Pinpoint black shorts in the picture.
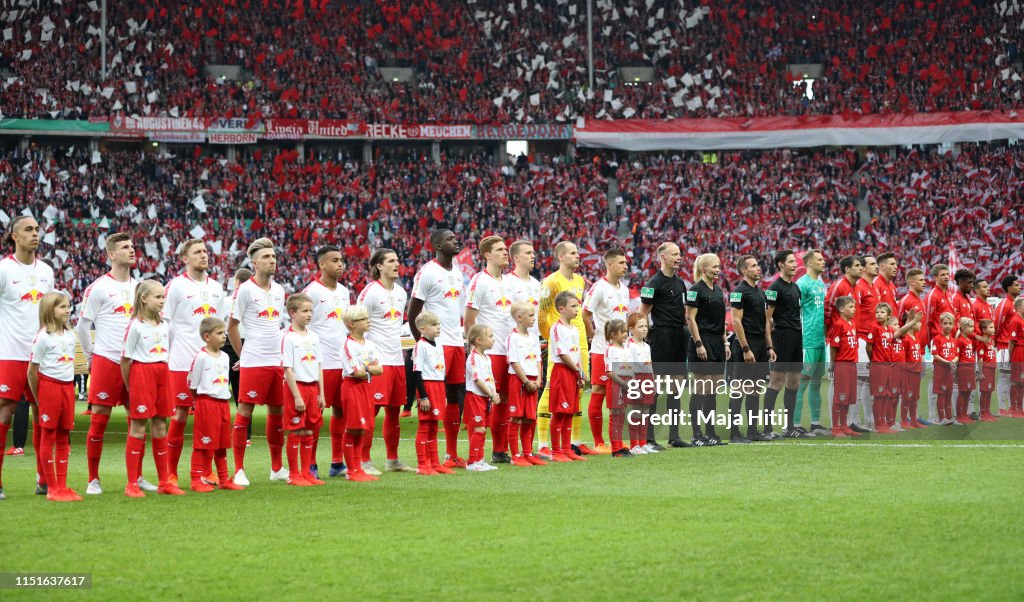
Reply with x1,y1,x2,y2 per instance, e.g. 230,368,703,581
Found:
649,325,689,365
729,336,770,381
771,329,803,372
688,336,726,375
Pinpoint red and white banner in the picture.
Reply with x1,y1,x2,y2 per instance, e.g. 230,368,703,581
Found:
110,115,206,132
208,132,258,144
305,119,364,138
366,123,472,140
576,111,1024,150
263,119,307,140
148,131,206,143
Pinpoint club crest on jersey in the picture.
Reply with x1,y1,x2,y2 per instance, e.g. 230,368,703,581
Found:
257,307,281,320
839,393,847,401
19,289,43,303
201,436,212,444
192,303,218,316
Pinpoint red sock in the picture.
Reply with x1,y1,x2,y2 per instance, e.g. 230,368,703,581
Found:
550,413,561,454
126,435,145,485
300,434,315,477
55,430,70,490
329,416,345,463
444,402,461,458
151,436,170,484
469,428,485,464
286,432,301,475
427,421,439,467
588,391,605,446
840,404,850,426
1012,385,1023,410
980,391,992,415
872,398,883,427
214,450,229,483
362,411,375,465
0,422,9,487
40,427,56,489
415,421,430,468
86,413,109,482
383,405,400,461
490,401,508,454
832,403,842,429
609,411,623,452
232,413,250,472
190,447,207,481
266,414,284,472
342,431,359,473
522,419,535,455
508,421,521,456
166,417,187,477
562,414,574,454
33,420,45,485
310,426,320,468
901,397,910,422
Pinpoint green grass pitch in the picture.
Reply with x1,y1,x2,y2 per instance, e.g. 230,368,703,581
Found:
2,394,1022,601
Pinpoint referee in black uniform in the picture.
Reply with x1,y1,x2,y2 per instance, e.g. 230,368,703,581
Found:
685,253,730,446
638,242,690,448
765,249,808,439
729,255,770,443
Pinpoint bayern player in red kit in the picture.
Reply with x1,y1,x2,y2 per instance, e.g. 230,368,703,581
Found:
850,255,879,432
356,248,415,474
408,230,466,468
77,232,144,495
301,245,351,478
0,215,54,499
163,239,225,485
923,264,954,424
993,275,1021,416
228,238,288,486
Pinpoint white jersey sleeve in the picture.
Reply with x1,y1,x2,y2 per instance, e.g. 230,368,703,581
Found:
302,279,351,370
0,257,55,361
412,339,446,381
188,348,232,399
465,271,513,355
30,329,76,382
231,279,286,368
281,329,321,383
356,281,407,366
412,261,465,347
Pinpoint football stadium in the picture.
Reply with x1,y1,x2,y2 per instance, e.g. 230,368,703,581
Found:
1,0,1023,599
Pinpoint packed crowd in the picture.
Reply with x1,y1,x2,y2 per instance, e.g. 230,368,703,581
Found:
3,141,1023,300
2,0,1021,122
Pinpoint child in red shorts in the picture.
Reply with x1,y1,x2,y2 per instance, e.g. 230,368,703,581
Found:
1007,298,1024,416
27,292,80,502
932,312,959,424
121,280,182,497
549,291,586,462
975,319,998,421
281,294,326,486
188,317,244,492
339,305,384,482
955,317,978,424
411,311,451,475
465,324,499,471
604,319,632,457
627,313,655,453
866,303,919,434
829,296,860,437
506,302,544,466
900,322,925,429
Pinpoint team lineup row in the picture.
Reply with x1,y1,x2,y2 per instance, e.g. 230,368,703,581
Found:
1,216,1023,500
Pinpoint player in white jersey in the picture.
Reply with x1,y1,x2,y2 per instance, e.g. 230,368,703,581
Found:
163,239,225,484
508,240,543,337
408,229,466,466
356,248,414,474
0,215,55,499
76,232,141,495
227,238,288,486
581,249,630,453
464,235,516,464
302,245,351,478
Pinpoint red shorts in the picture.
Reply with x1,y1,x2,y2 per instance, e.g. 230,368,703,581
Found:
869,362,892,398
0,359,33,403
632,373,655,405
903,370,922,402
36,374,74,431
979,366,997,392
418,380,447,421
590,352,609,387
168,370,193,408
284,381,323,431
890,367,905,397
323,369,343,410
833,362,857,406
88,355,127,407
342,377,374,430
508,377,540,419
443,345,466,385
238,366,284,406
933,363,954,393
606,378,628,409
193,395,232,449
549,363,580,415
956,364,976,392
464,391,490,429
371,365,406,406
128,361,171,420
489,354,509,395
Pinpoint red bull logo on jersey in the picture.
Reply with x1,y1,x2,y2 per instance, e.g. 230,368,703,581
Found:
112,303,133,315
257,307,281,320
524,353,538,361
56,354,73,364
495,296,511,308
148,344,167,354
326,308,344,320
192,303,218,316
382,308,402,321
612,304,628,314
434,362,445,371
300,353,317,363
442,288,461,300
528,297,539,306
20,289,43,304
212,376,229,385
